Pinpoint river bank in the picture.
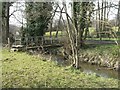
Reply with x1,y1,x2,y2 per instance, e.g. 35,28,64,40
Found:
57,44,119,71
25,44,119,79
78,44,119,71
2,49,119,88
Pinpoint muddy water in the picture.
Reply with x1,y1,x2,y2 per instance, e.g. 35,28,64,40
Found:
31,47,118,79
41,54,118,79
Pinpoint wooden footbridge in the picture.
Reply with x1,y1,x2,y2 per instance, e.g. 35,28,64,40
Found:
11,36,64,51
11,34,119,51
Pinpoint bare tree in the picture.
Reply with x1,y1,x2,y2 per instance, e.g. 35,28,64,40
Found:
98,0,101,40
0,2,2,46
2,2,23,44
104,1,107,31
6,2,10,41
118,1,120,32
61,2,80,69
96,7,99,38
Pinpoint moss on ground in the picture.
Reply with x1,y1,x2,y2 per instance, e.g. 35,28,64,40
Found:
2,49,119,88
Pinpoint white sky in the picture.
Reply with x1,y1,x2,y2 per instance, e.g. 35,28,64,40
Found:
9,1,72,27
9,1,26,27
9,1,118,27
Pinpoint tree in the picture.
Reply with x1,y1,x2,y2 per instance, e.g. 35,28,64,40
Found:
24,2,53,37
2,2,8,44
0,2,2,46
2,2,15,44
6,2,10,42
73,2,94,47
96,5,99,38
98,0,101,39
61,1,94,69
118,1,120,32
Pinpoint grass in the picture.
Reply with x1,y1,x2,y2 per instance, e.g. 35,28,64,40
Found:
44,27,119,40
2,49,119,88
45,31,64,37
81,44,119,57
86,37,119,41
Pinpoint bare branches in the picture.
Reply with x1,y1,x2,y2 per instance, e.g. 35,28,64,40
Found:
11,14,24,25
93,3,118,12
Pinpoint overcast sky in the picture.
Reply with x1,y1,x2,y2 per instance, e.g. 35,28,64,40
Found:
9,1,118,27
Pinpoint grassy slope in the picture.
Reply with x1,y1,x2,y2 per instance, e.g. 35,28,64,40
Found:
80,45,119,68
2,49,119,88
82,44,119,56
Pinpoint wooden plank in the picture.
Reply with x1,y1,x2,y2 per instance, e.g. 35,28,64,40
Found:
26,44,63,49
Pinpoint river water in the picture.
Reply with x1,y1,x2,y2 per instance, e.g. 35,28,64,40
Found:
29,47,118,79
41,54,118,79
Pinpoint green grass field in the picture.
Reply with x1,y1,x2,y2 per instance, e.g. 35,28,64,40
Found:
45,27,119,40
45,31,64,37
2,49,119,88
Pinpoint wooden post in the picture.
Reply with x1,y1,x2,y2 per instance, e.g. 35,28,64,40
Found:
50,37,52,44
15,37,16,45
25,37,27,50
8,38,10,51
42,36,44,45
19,37,20,45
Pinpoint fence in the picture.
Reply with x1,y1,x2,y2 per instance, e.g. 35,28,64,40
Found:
13,35,65,47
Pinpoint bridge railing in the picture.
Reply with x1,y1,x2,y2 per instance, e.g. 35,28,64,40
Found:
13,35,66,47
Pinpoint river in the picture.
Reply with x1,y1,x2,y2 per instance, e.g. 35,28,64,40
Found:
28,47,118,79
39,54,118,79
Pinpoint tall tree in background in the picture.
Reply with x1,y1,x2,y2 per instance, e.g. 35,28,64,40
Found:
118,1,120,32
103,1,107,31
2,2,7,43
2,2,14,44
73,2,94,47
0,2,2,44
2,2,9,44
100,0,104,39
84,2,94,40
6,2,10,42
96,5,99,38
24,2,53,37
63,1,94,68
98,0,101,39
79,2,89,46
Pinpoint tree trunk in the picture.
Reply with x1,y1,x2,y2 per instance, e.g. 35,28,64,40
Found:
100,0,104,40
79,2,87,47
6,2,10,43
2,2,10,44
0,2,2,47
84,3,92,40
2,2,7,44
73,2,78,31
98,1,101,40
118,1,120,32
96,9,99,38
107,2,110,20
104,1,106,31
64,2,80,69
49,21,52,44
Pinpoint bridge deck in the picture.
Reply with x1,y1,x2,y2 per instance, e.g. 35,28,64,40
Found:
26,44,63,50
